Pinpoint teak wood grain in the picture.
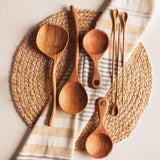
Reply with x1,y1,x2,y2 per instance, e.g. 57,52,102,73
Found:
85,97,113,158
112,9,118,104
83,29,109,89
122,12,128,105
58,5,88,114
36,24,69,126
112,23,121,116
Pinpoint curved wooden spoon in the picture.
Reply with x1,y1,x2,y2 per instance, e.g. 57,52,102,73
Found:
36,24,69,126
59,5,88,114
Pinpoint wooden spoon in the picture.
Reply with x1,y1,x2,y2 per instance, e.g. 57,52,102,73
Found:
112,23,121,116
83,29,109,89
122,12,128,105
85,97,113,158
112,8,118,106
59,5,88,114
36,24,69,126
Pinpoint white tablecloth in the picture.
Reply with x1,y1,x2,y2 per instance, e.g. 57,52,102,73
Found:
0,0,160,160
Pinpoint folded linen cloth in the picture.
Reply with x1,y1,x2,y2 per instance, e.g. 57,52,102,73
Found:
16,0,159,160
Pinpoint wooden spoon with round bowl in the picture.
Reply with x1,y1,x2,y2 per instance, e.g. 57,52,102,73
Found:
85,97,113,158
36,24,69,126
58,5,88,114
83,29,109,89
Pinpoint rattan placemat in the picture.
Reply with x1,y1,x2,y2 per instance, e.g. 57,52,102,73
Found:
10,10,152,151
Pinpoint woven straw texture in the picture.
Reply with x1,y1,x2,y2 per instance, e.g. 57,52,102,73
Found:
10,10,152,150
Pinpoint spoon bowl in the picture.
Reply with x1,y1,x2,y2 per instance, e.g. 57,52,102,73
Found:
112,103,118,116
83,29,109,89
113,8,118,20
36,24,69,126
59,81,88,114
36,24,68,57
86,132,112,159
83,29,109,54
85,97,113,158
122,12,128,25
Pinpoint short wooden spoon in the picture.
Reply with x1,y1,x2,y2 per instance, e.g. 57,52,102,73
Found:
85,97,113,159
36,24,69,126
83,29,109,89
59,5,88,114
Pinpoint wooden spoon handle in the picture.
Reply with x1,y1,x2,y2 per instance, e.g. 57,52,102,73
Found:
112,16,117,104
92,60,102,89
97,97,108,127
70,5,79,76
122,25,126,105
49,61,57,126
115,23,121,104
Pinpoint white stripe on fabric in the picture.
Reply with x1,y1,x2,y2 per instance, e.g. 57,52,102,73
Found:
17,153,70,160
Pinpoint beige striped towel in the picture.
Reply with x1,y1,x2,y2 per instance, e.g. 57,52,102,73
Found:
17,0,159,160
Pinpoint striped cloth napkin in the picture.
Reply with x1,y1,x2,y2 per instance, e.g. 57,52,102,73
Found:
17,0,159,160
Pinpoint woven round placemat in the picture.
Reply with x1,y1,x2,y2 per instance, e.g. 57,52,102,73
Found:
10,9,152,151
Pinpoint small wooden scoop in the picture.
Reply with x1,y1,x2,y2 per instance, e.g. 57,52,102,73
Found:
83,29,109,89
59,5,88,114
85,97,113,158
36,24,69,126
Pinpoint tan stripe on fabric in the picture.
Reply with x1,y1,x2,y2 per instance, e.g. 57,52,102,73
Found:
41,106,75,119
109,40,135,53
96,19,145,35
20,144,72,158
31,126,79,139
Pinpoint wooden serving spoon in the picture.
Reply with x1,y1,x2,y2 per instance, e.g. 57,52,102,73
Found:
36,24,69,126
83,29,109,89
85,97,113,158
122,12,128,105
112,23,121,116
59,5,88,114
112,8,118,106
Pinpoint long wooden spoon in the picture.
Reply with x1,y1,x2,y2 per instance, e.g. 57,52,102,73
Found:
85,97,113,158
112,23,121,116
59,5,88,114
36,24,69,126
112,8,118,106
83,29,109,89
122,12,128,105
